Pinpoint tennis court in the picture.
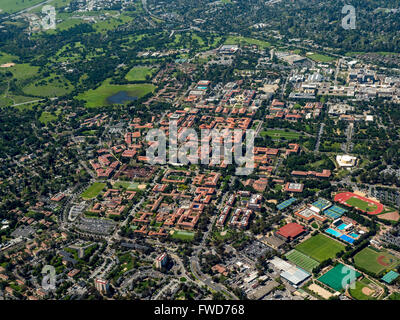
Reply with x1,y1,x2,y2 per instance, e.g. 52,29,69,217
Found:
277,198,297,210
285,249,319,272
323,205,347,219
318,264,361,291
311,198,331,211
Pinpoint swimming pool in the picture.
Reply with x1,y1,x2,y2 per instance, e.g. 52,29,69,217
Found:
340,234,355,244
325,228,342,237
337,223,348,231
349,232,359,239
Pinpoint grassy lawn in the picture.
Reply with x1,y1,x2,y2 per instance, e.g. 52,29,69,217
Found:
307,53,336,63
39,110,61,124
260,129,300,140
113,181,143,191
296,234,345,262
23,75,73,97
346,197,377,212
77,80,156,108
354,247,400,276
125,66,157,81
0,0,45,13
171,230,195,241
389,292,400,300
81,182,106,199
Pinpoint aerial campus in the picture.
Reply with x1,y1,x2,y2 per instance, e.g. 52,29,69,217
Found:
0,0,400,303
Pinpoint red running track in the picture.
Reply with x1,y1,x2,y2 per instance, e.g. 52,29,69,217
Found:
334,192,384,215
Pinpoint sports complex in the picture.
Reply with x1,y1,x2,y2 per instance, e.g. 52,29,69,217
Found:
334,192,384,215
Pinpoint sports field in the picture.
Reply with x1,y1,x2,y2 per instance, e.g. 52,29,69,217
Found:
349,278,380,300
354,246,400,275
318,264,361,291
307,53,336,63
285,249,319,272
346,197,377,212
295,234,345,262
171,230,195,241
334,192,383,215
81,182,106,199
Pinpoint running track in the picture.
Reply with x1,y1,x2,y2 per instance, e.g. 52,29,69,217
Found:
334,192,384,215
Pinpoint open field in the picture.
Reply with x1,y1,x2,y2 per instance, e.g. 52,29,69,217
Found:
81,182,106,199
0,0,45,14
125,66,157,81
171,230,195,241
354,246,400,275
77,80,156,108
285,249,319,272
23,75,73,97
39,110,61,124
224,36,270,49
260,129,300,140
295,234,345,262
307,53,336,62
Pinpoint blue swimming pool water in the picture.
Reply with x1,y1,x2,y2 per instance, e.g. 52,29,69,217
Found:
349,232,359,238
325,228,342,237
340,234,355,244
337,223,348,231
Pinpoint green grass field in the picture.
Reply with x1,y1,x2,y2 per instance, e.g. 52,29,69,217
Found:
0,0,45,14
349,278,379,300
125,66,156,81
39,110,61,124
77,80,156,108
296,234,345,262
260,130,300,140
171,230,195,241
307,53,336,63
354,247,400,275
345,197,377,212
112,181,144,191
81,182,106,199
285,249,320,272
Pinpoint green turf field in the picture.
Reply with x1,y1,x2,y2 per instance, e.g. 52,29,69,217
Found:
345,197,377,212
81,182,106,199
295,234,345,262
285,249,319,272
318,264,361,291
125,66,156,81
171,230,195,241
354,246,400,275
